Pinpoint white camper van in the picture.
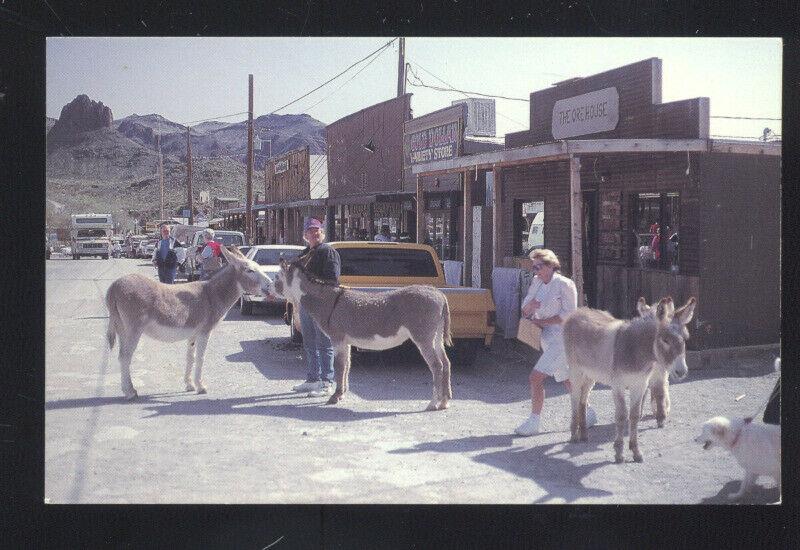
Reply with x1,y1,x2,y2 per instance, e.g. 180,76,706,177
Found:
70,214,113,259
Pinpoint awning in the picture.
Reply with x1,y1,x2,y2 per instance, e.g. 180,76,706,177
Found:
326,191,415,206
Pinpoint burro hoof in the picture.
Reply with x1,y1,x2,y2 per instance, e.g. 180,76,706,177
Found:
185,384,195,392
425,401,438,411
124,391,138,401
570,434,582,443
196,387,207,395
327,394,341,405
437,401,450,411
656,420,665,428
615,455,624,464
633,453,644,463
579,434,588,443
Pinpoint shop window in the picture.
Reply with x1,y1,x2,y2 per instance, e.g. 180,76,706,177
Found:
514,200,545,256
630,192,680,272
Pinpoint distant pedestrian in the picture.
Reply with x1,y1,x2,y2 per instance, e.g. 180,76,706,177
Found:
198,228,223,280
374,224,393,242
515,248,596,435
151,224,180,284
292,217,341,398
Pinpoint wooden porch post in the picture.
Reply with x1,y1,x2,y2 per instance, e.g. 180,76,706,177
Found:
463,169,473,285
416,174,425,244
569,154,585,307
492,166,502,267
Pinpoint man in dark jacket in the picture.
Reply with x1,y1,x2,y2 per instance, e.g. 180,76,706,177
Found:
291,217,341,397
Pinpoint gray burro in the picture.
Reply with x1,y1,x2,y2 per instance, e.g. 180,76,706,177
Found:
271,259,453,411
563,296,696,464
102,246,273,399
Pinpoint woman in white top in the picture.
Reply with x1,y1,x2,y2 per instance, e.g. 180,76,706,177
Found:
515,248,596,436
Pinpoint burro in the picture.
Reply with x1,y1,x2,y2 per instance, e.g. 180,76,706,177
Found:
562,296,696,463
101,246,273,399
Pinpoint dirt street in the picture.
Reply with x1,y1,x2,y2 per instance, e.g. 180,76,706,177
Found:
45,255,780,504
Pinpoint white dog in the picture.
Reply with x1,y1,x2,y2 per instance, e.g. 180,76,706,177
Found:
695,416,781,500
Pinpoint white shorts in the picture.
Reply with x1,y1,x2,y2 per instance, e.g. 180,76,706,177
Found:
532,328,569,383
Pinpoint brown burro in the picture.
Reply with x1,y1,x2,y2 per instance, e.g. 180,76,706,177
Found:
563,296,696,463
271,259,453,410
102,245,272,399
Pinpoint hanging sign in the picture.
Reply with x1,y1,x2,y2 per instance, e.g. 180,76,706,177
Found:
407,121,461,165
274,159,289,174
551,87,620,139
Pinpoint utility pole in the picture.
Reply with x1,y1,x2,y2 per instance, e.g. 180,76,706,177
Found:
246,74,254,243
397,37,406,97
187,127,193,225
157,133,164,221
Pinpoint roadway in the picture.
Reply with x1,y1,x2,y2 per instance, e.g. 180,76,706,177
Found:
45,254,780,504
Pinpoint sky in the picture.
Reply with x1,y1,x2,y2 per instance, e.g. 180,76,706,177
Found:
46,37,782,140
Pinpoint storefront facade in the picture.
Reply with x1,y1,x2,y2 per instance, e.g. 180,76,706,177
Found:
413,58,780,349
325,94,415,241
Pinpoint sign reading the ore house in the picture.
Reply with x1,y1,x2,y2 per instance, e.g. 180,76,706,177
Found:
407,121,461,165
274,159,289,174
551,87,620,139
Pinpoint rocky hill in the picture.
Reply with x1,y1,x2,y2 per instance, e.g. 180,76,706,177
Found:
46,95,326,232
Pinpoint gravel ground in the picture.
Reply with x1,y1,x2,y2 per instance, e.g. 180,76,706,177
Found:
44,256,781,504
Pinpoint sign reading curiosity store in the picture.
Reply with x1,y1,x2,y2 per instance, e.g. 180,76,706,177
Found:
407,121,461,165
551,87,620,139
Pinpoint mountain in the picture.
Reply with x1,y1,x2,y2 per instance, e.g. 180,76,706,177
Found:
46,95,327,232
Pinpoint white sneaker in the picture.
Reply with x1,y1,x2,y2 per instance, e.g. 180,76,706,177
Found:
586,405,598,427
292,380,322,393
515,413,541,436
307,382,333,397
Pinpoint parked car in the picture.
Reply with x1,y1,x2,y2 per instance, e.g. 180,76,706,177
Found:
285,242,496,365
184,230,247,281
238,245,305,314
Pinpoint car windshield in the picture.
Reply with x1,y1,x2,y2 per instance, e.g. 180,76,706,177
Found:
252,248,303,265
337,248,439,277
215,234,244,246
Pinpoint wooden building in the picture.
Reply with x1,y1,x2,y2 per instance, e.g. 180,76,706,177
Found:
404,103,504,284
257,145,327,245
412,58,780,349
325,95,416,241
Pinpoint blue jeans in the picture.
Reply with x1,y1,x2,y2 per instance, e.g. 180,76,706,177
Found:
158,265,177,284
299,306,334,383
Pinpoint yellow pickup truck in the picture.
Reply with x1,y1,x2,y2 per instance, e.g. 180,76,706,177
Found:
287,241,496,365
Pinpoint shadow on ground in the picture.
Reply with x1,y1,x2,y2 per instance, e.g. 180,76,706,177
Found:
388,428,623,503
700,479,781,504
138,394,426,422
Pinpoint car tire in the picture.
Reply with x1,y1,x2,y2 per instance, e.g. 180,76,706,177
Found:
73,254,79,260
239,297,253,315
102,254,109,260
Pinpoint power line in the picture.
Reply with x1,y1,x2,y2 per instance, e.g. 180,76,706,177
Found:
269,38,398,115
300,39,394,114
181,111,250,127
407,66,529,102
408,62,527,130
711,115,781,121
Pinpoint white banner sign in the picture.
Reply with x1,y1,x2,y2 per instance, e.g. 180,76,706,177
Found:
274,159,289,174
551,87,619,139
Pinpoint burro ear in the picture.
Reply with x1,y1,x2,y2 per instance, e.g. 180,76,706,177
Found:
674,297,697,326
636,297,651,317
656,296,674,324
